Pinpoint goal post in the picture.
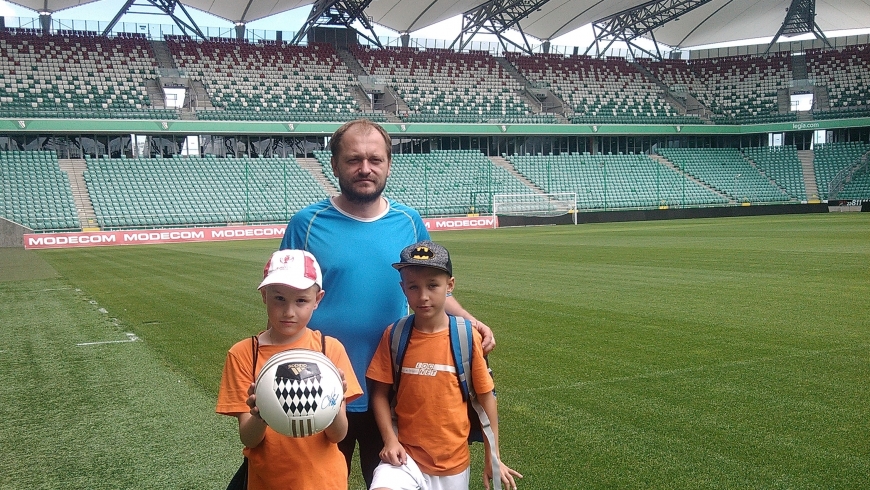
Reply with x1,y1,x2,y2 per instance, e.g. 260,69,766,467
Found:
491,192,578,226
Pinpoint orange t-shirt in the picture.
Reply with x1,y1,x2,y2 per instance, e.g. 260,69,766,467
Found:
366,324,495,476
216,328,362,490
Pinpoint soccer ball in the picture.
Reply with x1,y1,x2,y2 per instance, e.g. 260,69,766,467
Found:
255,348,343,437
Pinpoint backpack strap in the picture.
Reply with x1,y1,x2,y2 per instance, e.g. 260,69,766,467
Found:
388,314,415,394
388,315,414,436
452,316,502,490
390,315,502,490
450,315,472,402
251,335,259,380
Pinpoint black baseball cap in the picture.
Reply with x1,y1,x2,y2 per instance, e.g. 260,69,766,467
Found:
392,240,453,276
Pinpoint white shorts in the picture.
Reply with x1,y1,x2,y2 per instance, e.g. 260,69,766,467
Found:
370,455,470,490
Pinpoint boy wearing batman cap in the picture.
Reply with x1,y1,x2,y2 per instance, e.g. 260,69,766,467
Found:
366,241,522,490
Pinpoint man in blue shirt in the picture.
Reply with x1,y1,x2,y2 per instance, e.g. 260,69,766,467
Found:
281,119,494,487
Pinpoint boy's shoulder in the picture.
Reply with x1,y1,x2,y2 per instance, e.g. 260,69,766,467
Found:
228,334,257,355
321,332,348,354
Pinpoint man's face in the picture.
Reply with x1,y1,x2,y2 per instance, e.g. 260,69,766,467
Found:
331,127,391,204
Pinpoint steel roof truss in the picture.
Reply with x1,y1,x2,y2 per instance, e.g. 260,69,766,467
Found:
450,0,549,55
290,0,382,47
586,0,713,60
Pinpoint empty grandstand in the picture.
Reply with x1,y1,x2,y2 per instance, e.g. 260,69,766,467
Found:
2,2,870,234
1,150,79,230
510,53,701,125
167,38,384,122
353,46,553,124
83,154,329,228
508,151,729,210
0,30,176,120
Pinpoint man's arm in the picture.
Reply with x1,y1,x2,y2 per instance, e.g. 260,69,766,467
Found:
445,295,495,354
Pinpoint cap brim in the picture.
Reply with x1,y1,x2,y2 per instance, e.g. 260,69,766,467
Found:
258,275,319,290
392,262,452,275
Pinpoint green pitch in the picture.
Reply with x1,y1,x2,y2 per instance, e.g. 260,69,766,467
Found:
1,213,868,489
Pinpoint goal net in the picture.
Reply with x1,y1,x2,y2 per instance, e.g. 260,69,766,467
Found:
492,192,578,223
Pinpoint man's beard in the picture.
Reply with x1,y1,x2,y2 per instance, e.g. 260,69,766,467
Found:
338,178,386,204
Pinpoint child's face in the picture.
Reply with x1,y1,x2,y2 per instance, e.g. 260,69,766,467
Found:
261,283,324,344
399,266,455,322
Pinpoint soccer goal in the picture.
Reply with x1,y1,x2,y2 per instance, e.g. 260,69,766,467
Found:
492,192,578,225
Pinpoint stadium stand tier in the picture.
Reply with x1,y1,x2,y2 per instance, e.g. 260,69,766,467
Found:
1,150,79,230
806,45,870,118
507,152,728,209
638,53,795,125
508,53,701,125
658,148,794,203
166,38,385,122
0,30,176,120
811,141,870,199
352,46,555,124
83,154,329,228
315,148,535,215
0,29,869,125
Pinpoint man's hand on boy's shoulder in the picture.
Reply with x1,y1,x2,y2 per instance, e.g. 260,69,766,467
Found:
473,320,496,354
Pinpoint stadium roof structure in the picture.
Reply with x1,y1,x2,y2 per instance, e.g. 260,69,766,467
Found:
9,0,870,57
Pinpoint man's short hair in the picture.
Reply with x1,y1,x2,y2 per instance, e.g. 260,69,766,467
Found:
329,119,392,161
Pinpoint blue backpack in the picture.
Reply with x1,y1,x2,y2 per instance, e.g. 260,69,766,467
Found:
388,314,502,490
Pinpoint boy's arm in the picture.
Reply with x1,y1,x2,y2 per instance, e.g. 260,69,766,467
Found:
477,390,523,490
370,380,407,466
323,400,348,443
445,296,496,354
238,382,267,448
323,367,350,443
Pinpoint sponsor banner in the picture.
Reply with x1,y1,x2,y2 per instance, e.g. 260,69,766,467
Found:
24,218,495,250
24,225,288,250
423,216,498,230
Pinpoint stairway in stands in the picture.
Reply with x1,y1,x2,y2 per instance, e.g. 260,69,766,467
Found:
798,150,820,202
488,155,545,194
495,57,569,123
297,157,339,196
58,158,99,230
335,47,401,121
648,153,733,203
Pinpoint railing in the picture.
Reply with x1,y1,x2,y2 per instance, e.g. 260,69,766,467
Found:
828,153,869,200
1,15,665,59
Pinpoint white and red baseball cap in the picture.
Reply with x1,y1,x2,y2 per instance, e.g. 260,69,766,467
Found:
258,250,323,290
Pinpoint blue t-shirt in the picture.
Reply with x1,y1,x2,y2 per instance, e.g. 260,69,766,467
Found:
281,197,430,411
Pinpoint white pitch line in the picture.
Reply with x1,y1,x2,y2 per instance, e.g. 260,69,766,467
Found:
515,345,866,394
76,333,140,346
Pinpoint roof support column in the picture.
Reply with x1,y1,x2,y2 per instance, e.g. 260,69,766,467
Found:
101,0,207,39
39,11,51,33
585,0,713,60
449,0,550,55
290,0,382,47
766,0,832,52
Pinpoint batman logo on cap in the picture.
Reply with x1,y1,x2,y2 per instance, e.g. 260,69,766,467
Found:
411,247,434,261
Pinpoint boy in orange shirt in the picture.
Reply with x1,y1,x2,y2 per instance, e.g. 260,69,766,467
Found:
216,249,363,490
367,241,521,490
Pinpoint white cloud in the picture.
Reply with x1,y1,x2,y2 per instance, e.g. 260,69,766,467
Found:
0,1,17,17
